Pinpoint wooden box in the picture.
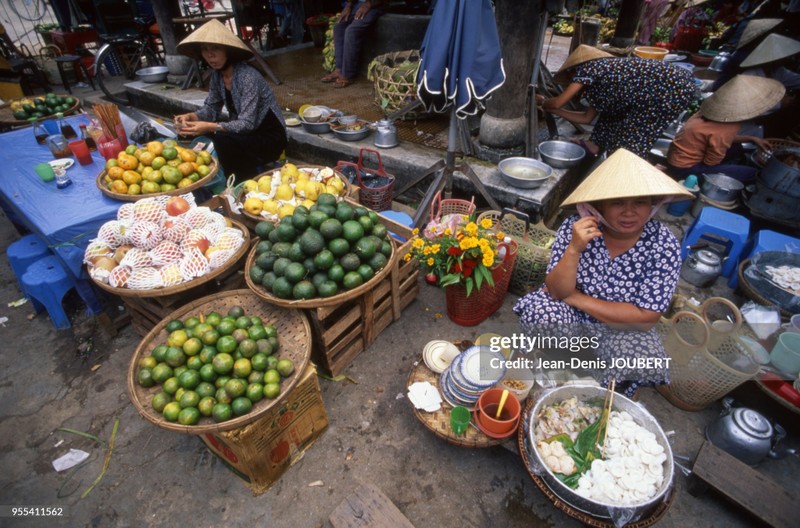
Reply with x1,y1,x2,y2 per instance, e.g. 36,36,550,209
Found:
201,364,328,495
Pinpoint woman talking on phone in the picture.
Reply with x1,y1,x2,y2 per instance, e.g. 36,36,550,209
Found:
174,19,287,184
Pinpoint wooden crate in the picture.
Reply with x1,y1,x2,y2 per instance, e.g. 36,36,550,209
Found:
310,207,419,376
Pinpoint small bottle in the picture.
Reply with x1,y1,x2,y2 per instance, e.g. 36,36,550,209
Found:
57,112,77,139
54,167,72,189
80,124,97,151
33,119,49,145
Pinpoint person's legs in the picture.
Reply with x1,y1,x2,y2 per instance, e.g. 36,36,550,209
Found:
339,8,382,81
332,17,352,75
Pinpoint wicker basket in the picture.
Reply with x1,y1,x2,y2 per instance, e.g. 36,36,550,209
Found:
430,193,475,223
752,139,800,167
336,149,395,212
367,50,426,120
127,290,312,435
477,209,555,296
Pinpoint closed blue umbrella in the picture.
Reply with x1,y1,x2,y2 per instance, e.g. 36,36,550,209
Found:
416,0,506,119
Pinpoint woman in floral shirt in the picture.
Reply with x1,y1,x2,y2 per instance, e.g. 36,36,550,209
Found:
176,20,286,183
541,45,697,158
514,150,693,396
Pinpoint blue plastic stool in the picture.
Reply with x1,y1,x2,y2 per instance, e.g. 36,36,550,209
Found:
379,210,413,242
728,230,800,289
20,256,75,330
681,207,750,279
7,234,51,297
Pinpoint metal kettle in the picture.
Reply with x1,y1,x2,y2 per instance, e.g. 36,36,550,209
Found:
706,398,797,466
373,119,398,149
709,51,731,72
680,247,724,287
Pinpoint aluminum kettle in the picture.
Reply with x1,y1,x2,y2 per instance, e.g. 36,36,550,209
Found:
680,247,724,287
373,119,398,149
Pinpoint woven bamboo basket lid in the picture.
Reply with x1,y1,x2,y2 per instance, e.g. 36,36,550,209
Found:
406,360,501,449
90,218,250,298
0,95,80,126
96,157,219,202
244,235,396,309
127,289,312,434
516,398,674,527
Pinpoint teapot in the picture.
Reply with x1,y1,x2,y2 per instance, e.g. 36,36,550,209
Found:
680,247,724,287
373,119,398,149
705,398,797,466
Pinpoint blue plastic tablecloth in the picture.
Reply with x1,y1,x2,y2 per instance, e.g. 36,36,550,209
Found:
0,114,120,279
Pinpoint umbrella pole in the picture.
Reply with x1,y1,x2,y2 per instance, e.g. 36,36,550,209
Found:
526,9,550,158
444,109,458,199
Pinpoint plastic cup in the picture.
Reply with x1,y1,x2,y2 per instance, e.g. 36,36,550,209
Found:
770,332,800,375
450,406,470,436
34,162,55,182
98,136,123,161
69,140,93,165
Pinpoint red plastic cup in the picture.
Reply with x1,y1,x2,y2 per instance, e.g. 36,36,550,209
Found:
69,140,93,165
98,135,123,161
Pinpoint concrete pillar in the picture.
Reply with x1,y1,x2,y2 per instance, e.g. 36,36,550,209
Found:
479,0,542,149
150,0,181,55
610,0,647,48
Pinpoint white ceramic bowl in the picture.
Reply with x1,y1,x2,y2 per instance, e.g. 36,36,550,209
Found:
302,106,323,123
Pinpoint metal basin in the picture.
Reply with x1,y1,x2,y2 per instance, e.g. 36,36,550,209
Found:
498,157,553,188
331,121,370,142
300,119,332,134
136,66,169,83
527,384,674,520
538,141,586,169
701,173,744,202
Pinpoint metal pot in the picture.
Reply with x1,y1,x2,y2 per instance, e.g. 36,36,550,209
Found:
708,51,731,72
706,398,797,466
760,147,800,198
373,119,398,148
701,173,743,202
681,247,723,287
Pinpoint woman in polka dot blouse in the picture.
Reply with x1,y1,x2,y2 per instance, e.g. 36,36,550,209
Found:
514,150,694,397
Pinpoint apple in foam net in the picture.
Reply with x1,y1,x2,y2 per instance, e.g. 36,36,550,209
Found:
165,196,191,216
113,244,133,264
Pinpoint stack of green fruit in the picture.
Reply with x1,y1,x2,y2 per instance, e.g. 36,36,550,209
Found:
321,15,337,73
249,194,393,301
135,305,294,426
10,93,76,121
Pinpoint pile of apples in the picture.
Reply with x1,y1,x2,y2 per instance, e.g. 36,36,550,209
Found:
84,195,245,290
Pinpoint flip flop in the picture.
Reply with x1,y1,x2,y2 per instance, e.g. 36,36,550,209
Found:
333,78,353,88
321,72,340,83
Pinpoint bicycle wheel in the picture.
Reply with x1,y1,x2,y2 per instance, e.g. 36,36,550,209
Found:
95,40,162,105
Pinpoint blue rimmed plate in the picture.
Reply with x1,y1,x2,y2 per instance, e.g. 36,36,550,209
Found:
459,345,506,389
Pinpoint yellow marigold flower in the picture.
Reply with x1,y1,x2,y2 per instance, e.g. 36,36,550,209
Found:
478,238,490,248
431,244,441,254
483,247,494,258
496,232,505,240
465,222,478,236
412,238,424,249
412,228,419,235
427,257,434,266
444,228,452,236
404,253,412,261
423,246,431,255
480,218,493,229
483,255,494,267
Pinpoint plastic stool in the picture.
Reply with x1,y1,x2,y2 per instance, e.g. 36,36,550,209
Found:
681,207,750,279
7,234,51,296
379,210,413,242
728,230,800,289
54,55,95,94
20,256,75,330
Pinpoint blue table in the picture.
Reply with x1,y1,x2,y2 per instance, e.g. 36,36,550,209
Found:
0,114,121,315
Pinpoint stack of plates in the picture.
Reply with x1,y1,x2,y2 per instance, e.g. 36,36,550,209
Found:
423,340,460,374
439,345,506,409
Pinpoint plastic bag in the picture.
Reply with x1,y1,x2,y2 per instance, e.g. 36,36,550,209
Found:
130,122,159,144
740,301,781,340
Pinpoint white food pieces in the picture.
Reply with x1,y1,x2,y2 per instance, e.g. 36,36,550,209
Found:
538,440,577,476
575,411,666,506
765,265,800,294
535,397,602,443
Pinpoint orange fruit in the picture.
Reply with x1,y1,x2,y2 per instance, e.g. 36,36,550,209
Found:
117,153,138,170
110,180,128,194
147,141,164,156
179,149,197,163
178,161,194,177
108,166,125,180
139,151,155,166
122,170,142,185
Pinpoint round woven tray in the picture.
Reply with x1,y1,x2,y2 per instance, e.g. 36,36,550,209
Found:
244,236,395,308
406,360,501,448
0,95,80,126
737,259,795,319
236,165,356,225
90,218,250,298
516,398,674,527
96,158,219,202
127,289,312,435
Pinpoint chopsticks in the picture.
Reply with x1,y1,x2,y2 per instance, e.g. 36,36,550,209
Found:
596,379,616,458
92,103,121,139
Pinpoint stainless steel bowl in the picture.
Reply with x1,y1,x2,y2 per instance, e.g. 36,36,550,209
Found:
538,141,586,168
497,157,553,189
300,119,332,134
337,115,358,125
701,173,744,202
331,121,370,142
136,66,169,83
527,384,674,520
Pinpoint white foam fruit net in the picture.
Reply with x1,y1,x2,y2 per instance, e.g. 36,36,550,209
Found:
208,249,235,270
97,220,125,247
128,221,163,250
159,262,183,287
180,248,210,280
150,240,184,266
181,229,211,253
108,265,132,288
119,247,154,269
161,216,190,243
117,203,135,221
133,199,166,223
127,266,164,290
183,207,214,229
88,265,112,284
216,229,244,252
83,240,114,264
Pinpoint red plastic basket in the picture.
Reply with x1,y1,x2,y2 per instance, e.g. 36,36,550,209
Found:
336,148,395,212
445,241,518,326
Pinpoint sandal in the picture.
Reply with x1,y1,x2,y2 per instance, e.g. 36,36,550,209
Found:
333,78,353,88
321,71,340,83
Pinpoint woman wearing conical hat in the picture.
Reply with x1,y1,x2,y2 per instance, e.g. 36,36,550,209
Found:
174,20,287,184
667,75,785,183
539,45,697,159
514,150,693,397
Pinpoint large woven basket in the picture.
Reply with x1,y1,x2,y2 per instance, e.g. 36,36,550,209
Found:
127,289,312,435
367,50,426,120
477,209,555,296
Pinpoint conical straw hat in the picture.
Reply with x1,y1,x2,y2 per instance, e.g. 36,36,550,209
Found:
177,19,252,62
740,33,800,68
700,75,785,122
736,18,781,49
561,149,693,206
554,45,613,84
